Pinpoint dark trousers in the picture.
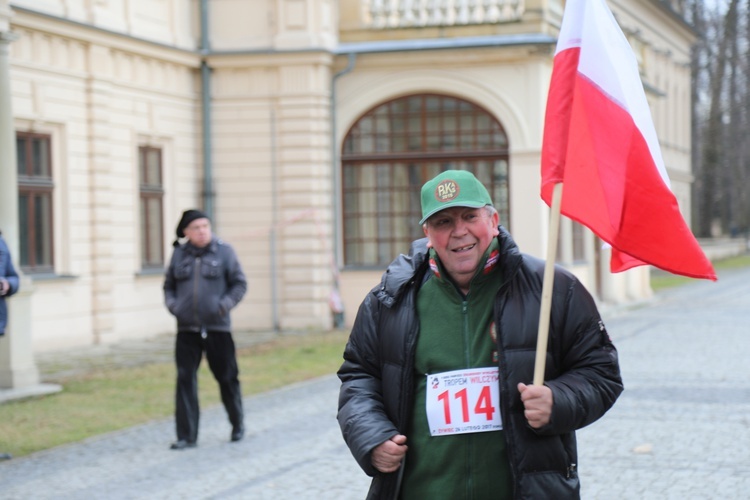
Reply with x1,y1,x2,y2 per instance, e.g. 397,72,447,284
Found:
174,330,244,442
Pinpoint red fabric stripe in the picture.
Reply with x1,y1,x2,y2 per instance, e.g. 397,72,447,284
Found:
541,48,579,199
542,49,716,280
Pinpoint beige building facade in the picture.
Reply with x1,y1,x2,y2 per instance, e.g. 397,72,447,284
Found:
0,0,694,369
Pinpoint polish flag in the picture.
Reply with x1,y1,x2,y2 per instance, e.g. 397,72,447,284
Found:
540,0,716,280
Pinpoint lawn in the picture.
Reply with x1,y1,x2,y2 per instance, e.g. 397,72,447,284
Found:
0,329,350,458
650,253,750,291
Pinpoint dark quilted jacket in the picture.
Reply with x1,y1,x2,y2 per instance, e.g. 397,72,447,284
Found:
337,227,623,499
163,238,247,333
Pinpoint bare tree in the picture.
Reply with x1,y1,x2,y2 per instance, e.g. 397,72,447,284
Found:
692,0,743,237
736,0,750,235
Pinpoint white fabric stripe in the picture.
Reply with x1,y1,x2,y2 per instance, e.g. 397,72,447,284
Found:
554,0,670,188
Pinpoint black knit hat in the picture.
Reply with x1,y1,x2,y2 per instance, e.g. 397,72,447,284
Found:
174,209,209,246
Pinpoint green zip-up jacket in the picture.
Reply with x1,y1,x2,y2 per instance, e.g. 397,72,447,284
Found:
400,239,513,498
338,227,623,499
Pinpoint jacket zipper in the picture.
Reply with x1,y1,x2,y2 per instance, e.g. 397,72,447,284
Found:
394,280,420,500
193,257,201,329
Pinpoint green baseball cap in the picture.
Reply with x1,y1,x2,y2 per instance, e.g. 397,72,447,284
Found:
419,170,494,225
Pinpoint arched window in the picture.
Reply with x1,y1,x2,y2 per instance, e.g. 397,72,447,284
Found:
342,94,510,267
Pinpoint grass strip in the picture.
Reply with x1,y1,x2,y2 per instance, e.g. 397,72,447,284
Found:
650,253,750,291
0,330,350,457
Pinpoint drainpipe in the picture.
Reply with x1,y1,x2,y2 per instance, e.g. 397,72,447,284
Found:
269,107,280,333
200,0,214,219
330,52,356,266
329,53,356,328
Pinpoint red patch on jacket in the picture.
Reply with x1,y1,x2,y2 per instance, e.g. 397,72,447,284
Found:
429,258,441,279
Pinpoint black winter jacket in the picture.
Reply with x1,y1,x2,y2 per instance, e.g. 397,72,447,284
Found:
337,227,623,499
163,238,247,333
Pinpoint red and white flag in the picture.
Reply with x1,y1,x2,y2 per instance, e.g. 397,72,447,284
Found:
541,0,716,280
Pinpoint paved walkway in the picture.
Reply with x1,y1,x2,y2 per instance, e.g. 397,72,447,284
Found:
1,266,749,499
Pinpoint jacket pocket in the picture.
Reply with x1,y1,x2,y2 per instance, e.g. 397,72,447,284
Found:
201,258,222,279
173,298,195,325
174,260,193,280
518,469,579,499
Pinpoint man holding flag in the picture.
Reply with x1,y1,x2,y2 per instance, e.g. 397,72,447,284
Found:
338,0,715,496
337,171,623,499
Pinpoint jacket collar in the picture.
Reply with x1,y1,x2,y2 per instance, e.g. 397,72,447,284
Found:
183,238,218,256
376,226,522,307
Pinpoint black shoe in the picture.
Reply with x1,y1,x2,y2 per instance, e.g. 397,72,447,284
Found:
170,439,197,450
230,425,245,442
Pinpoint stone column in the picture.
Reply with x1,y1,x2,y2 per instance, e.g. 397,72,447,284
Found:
86,45,115,345
0,2,42,391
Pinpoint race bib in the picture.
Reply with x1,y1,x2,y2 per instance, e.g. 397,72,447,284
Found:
425,367,502,437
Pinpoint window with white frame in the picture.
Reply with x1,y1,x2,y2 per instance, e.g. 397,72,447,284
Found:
138,146,165,269
16,131,54,273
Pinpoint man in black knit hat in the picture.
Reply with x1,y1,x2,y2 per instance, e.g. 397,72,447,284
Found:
163,209,248,450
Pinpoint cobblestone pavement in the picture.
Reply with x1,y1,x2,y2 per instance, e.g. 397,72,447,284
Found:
1,266,749,499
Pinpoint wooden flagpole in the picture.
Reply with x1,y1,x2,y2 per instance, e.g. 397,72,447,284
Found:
533,182,563,386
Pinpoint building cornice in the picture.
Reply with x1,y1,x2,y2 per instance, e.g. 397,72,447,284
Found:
335,34,556,55
11,5,556,62
10,5,198,65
